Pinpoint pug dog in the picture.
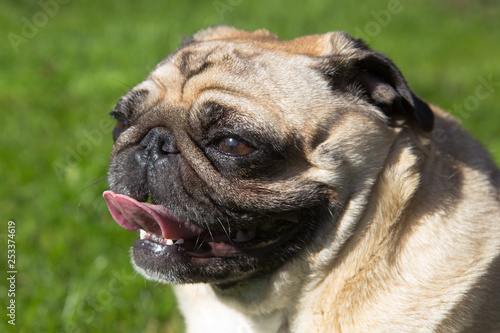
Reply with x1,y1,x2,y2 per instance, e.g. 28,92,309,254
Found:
103,27,500,333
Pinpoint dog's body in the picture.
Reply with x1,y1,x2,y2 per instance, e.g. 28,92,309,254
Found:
104,27,500,332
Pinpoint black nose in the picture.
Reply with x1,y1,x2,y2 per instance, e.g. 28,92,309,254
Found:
137,127,179,163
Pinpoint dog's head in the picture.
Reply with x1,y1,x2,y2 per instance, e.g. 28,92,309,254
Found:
103,27,433,287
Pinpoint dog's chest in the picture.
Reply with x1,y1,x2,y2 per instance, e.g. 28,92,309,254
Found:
174,285,288,333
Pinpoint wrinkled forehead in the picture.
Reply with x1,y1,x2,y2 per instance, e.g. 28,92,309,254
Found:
141,41,330,111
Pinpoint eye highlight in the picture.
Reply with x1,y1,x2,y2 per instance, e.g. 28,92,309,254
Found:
217,138,255,156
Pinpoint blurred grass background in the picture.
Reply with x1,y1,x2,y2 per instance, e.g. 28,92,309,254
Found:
0,0,498,332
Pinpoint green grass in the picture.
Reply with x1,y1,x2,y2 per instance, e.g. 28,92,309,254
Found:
1,0,499,332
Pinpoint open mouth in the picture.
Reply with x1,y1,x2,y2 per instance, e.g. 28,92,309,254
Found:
103,191,297,259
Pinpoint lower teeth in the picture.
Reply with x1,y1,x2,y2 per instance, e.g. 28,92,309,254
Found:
140,230,183,246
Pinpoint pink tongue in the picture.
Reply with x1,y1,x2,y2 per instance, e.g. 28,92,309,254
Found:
103,191,202,240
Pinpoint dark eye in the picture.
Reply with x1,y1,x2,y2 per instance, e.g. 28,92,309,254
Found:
115,117,128,132
217,138,255,156
110,111,129,141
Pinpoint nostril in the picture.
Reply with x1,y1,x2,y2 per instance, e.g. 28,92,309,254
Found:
140,127,179,155
161,141,180,154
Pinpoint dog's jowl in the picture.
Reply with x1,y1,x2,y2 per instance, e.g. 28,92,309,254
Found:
103,27,500,333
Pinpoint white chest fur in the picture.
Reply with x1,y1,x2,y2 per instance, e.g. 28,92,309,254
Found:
174,284,288,333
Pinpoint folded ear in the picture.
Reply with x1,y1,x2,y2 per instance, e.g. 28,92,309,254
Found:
322,48,434,132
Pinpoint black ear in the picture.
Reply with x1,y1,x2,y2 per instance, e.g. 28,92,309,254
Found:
326,51,434,132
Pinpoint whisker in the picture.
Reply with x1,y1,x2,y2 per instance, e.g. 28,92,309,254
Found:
75,175,109,222
217,218,232,244
206,226,215,243
194,233,202,251
195,233,211,252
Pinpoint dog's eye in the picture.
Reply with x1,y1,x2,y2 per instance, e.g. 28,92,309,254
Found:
115,117,128,132
110,111,130,141
218,138,254,156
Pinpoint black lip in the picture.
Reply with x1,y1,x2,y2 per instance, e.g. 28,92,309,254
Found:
132,238,257,284
133,238,233,261
134,238,180,255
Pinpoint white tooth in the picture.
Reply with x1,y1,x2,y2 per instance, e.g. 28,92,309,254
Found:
166,239,174,246
175,238,184,245
140,229,147,239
